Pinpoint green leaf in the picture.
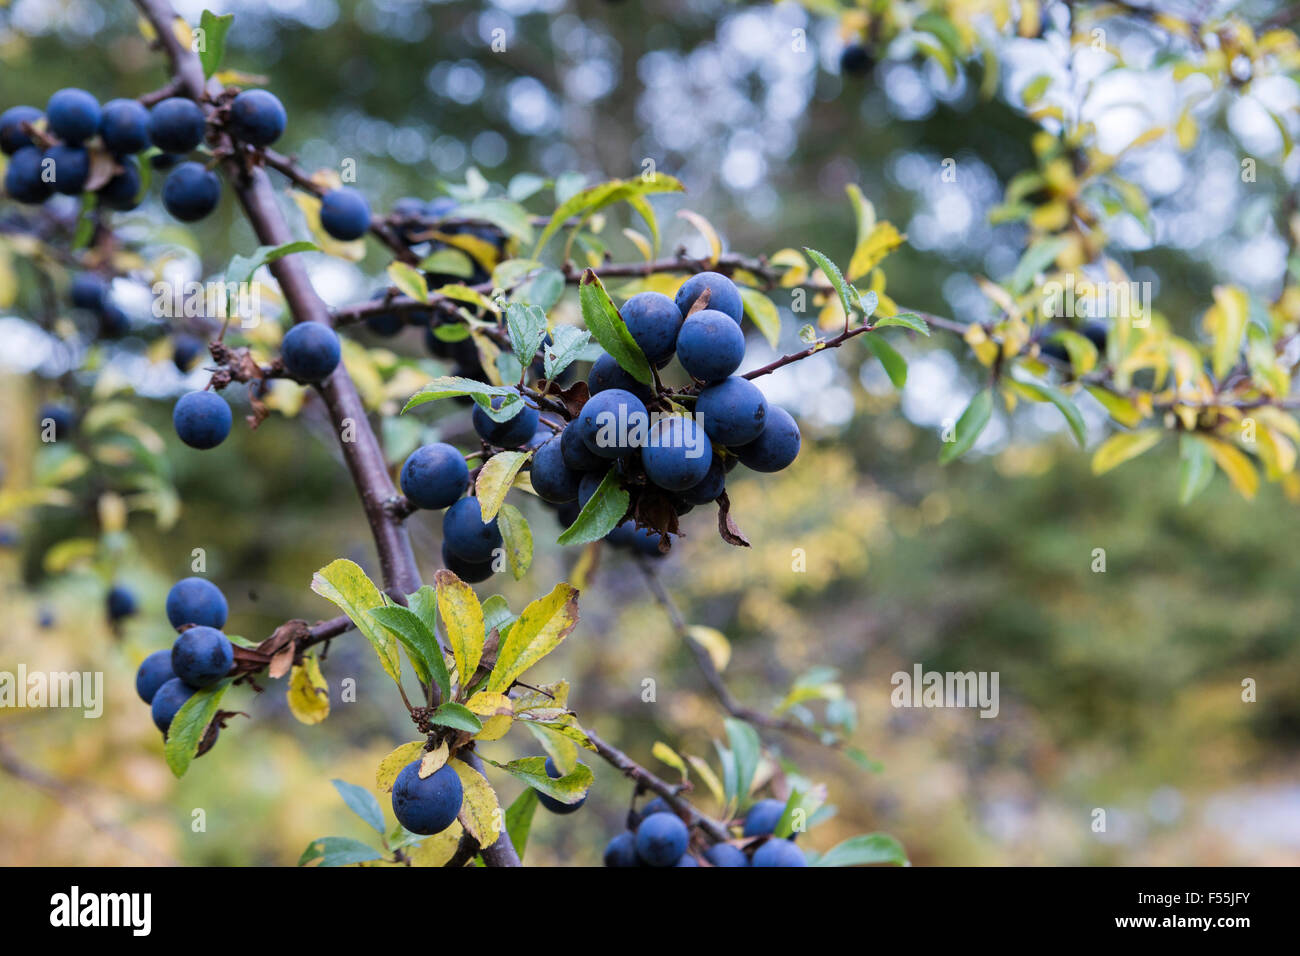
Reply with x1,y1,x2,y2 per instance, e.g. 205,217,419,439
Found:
939,389,994,464
813,833,908,867
872,312,930,336
803,247,855,324
225,240,319,286
487,583,581,693
331,779,386,835
555,466,629,545
496,503,533,580
739,286,781,349
1011,378,1087,447
533,174,685,256
846,746,883,773
419,247,474,279
1091,429,1163,475
482,755,593,804
452,198,535,245
310,559,402,685
1178,434,1215,505
505,301,548,371
475,450,531,521
387,261,429,304
725,718,761,807
198,10,235,78
429,701,484,733
163,678,232,778
369,604,450,703
482,594,516,637
402,375,521,417
578,270,654,385
408,585,440,639
298,836,384,868
542,325,592,381
504,788,540,862
1008,235,1068,295
507,173,546,203
865,334,907,388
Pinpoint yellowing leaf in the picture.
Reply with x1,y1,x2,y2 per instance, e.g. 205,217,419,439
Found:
738,286,781,349
688,755,725,806
465,692,514,741
475,450,531,521
487,583,580,693
435,570,485,691
652,741,689,781
288,654,330,725
1201,436,1259,500
450,759,501,848
419,741,450,778
685,625,731,671
847,221,904,281
677,209,721,265
407,821,465,866
770,248,808,287
1091,429,1163,475
376,741,425,792
311,559,401,686
1085,386,1144,428
387,261,429,304
1202,285,1249,381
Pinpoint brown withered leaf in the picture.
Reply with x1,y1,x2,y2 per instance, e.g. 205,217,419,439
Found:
255,619,310,679
716,492,751,548
551,379,590,419
83,148,121,193
685,286,713,318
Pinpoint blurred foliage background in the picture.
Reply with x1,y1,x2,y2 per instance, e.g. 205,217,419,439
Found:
2,0,1299,866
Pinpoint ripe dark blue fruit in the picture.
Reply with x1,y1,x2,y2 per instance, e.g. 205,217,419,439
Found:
641,796,672,819
162,161,221,222
751,837,807,867
442,495,501,563
319,188,371,241
620,291,684,366
99,99,150,155
696,376,767,447
71,273,107,310
704,843,749,867
391,760,463,835
150,677,196,734
400,443,468,510
173,390,232,450
472,397,539,448
643,416,713,491
4,146,51,204
106,585,138,621
677,308,746,382
579,388,648,459
735,405,800,472
560,422,605,472
39,403,75,441
148,97,206,153
587,351,653,401
741,798,786,837
46,88,100,144
1082,319,1108,352
636,811,689,867
841,43,874,75
135,650,175,705
98,301,131,338
530,436,581,503
577,470,606,511
674,271,743,324
674,854,699,866
228,89,286,146
98,156,142,210
0,105,41,154
173,333,204,371
603,831,640,867
166,576,229,630
364,291,404,336
44,145,88,194
536,756,587,814
441,541,494,583
171,625,234,688
281,322,341,382
679,457,725,504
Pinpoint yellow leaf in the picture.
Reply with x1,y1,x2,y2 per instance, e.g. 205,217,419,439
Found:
622,228,652,261
435,570,485,691
475,450,531,521
687,755,725,806
769,248,808,287
407,821,465,866
847,221,904,281
652,741,690,781
844,184,876,245
1084,386,1144,428
685,625,731,671
465,692,514,741
97,492,127,534
487,583,580,693
42,538,98,574
387,261,429,304
450,759,501,848
1176,110,1199,151
1091,429,1163,475
376,741,425,792
1201,436,1258,499
310,558,402,686
419,741,450,778
964,324,999,367
287,654,330,724
676,210,721,265
738,286,781,349
1202,285,1249,381
290,191,365,261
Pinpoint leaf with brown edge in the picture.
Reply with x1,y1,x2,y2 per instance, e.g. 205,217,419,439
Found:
716,492,751,548
449,759,501,848
434,570,485,694
486,583,580,693
376,740,425,792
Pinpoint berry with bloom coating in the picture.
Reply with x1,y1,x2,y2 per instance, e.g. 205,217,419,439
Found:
401,443,469,510
162,162,221,222
587,352,653,401
704,843,749,867
99,157,142,210
150,678,196,735
0,105,41,154
742,798,787,837
679,457,726,504
319,188,371,241
603,831,639,867
751,837,807,867
636,811,689,867
99,99,151,155
642,416,713,491
471,397,539,448
281,322,341,382
228,89,286,146
46,88,100,144
696,376,767,447
166,576,228,630
148,97,207,153
579,388,648,459
674,271,743,324
530,436,581,503
560,422,605,472
106,585,138,621
735,405,800,472
44,145,89,195
4,147,51,204
391,760,463,835
677,309,745,382
173,390,232,449
441,541,494,583
171,625,234,688
443,495,501,563
620,291,684,366
135,650,175,705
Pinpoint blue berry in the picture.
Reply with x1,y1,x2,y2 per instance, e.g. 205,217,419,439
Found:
579,388,648,459
674,853,699,866
281,322,341,382
587,351,653,401
679,457,725,505
391,760,463,835
442,495,501,563
166,576,229,630
4,146,51,204
98,99,150,154
171,625,233,688
46,88,100,144
530,436,581,504
98,156,142,210
106,585,138,621
642,416,713,491
228,89,286,146
71,273,107,310
560,422,605,472
677,308,745,382
400,443,468,510
38,403,75,441
536,756,587,814
162,161,221,222
742,798,787,837
441,540,494,583
751,837,807,867
319,187,371,241
735,405,800,472
135,650,175,705
636,811,689,867
173,333,205,371
704,843,749,867
44,145,88,195
620,291,683,367
150,677,196,734
472,397,539,448
603,831,640,867
148,97,206,153
696,376,767,447
173,390,232,450
674,271,743,324
0,105,41,154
